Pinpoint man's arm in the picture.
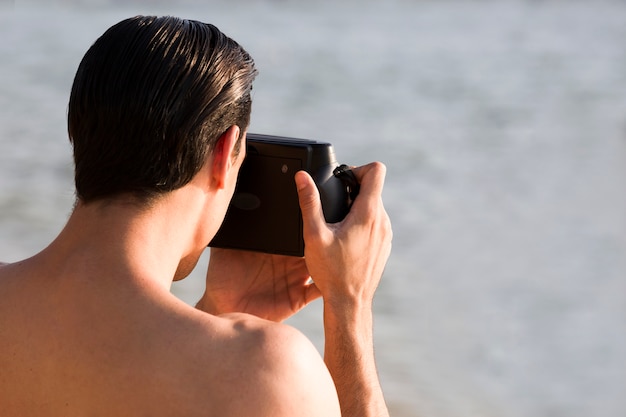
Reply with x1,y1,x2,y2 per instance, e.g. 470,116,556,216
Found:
323,304,387,416
296,162,392,417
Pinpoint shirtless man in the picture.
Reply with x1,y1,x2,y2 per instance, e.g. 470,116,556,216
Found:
0,16,392,417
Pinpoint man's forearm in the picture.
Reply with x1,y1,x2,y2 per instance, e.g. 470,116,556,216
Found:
323,302,389,417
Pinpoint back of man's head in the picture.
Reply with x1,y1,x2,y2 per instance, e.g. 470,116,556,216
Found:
68,15,257,204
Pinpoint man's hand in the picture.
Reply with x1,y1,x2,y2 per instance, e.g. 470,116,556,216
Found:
295,162,392,309
197,249,321,322
296,161,392,417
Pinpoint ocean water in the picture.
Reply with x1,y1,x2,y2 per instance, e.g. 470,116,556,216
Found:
1,1,625,416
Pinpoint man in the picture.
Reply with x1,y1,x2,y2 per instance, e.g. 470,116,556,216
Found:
0,15,392,417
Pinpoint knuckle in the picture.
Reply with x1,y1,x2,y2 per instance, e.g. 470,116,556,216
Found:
372,205,392,242
371,161,387,175
384,215,393,243
299,194,317,212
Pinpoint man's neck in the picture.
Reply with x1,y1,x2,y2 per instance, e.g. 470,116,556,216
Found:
37,192,205,294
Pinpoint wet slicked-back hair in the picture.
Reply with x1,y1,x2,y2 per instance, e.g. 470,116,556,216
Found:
68,16,257,203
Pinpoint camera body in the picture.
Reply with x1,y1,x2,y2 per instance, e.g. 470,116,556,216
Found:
209,133,358,256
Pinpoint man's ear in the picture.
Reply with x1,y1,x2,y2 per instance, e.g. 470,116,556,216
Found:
211,125,242,190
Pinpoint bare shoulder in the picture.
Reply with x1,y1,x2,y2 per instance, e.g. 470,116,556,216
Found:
204,313,341,417
0,261,14,280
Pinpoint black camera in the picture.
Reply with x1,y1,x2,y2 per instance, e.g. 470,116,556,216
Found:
209,133,359,256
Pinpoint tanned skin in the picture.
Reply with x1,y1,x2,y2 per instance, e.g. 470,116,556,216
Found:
0,126,392,416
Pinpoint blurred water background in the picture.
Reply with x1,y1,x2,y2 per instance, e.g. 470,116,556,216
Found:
1,1,625,416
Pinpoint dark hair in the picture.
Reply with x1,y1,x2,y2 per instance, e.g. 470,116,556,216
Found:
68,15,257,203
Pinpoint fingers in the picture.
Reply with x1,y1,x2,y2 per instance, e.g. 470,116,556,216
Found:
341,162,387,229
293,161,391,308
295,170,327,238
295,162,387,229
304,281,322,304
349,162,387,203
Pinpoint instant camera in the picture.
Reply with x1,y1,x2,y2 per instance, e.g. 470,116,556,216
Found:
209,133,359,256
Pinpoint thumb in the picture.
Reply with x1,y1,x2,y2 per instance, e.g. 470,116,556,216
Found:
295,171,326,237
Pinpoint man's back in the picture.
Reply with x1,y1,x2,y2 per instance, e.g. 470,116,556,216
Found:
0,261,340,417
0,14,392,417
